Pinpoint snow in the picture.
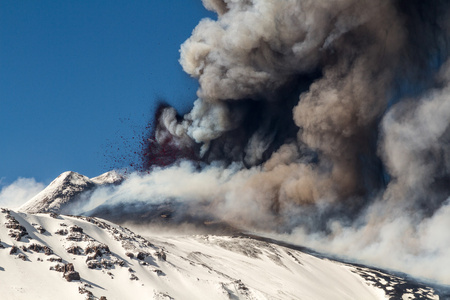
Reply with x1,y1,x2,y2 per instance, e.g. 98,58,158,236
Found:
91,171,123,185
0,208,399,300
18,171,123,215
2,206,444,299
18,171,93,214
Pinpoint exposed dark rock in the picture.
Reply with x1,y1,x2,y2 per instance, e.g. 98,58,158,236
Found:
44,246,53,255
50,263,80,281
156,250,166,261
36,226,46,234
92,249,102,259
9,246,18,255
47,256,62,262
9,231,26,241
27,244,40,252
6,218,28,241
26,243,53,255
66,232,84,242
86,260,101,269
85,243,110,255
50,263,65,272
66,245,83,255
6,222,25,231
78,287,93,297
64,271,80,282
130,273,139,281
63,263,80,282
70,225,83,233
137,251,148,260
100,259,113,269
153,269,165,276
116,259,125,267
125,252,134,259
55,229,68,235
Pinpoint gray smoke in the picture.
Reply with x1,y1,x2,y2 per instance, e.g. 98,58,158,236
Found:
78,0,450,284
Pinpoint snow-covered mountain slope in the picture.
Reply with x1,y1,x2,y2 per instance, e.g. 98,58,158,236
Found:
0,208,443,300
90,171,124,185
19,171,123,215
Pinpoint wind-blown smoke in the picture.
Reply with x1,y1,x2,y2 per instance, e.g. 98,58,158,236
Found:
82,0,450,284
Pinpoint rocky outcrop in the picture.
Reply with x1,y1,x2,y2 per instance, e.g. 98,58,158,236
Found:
63,263,80,282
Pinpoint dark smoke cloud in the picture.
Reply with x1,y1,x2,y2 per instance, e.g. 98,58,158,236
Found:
79,0,450,284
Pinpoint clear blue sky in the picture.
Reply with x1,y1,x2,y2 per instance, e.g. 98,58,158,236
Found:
0,1,215,184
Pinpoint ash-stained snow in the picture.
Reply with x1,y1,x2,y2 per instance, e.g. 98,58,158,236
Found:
0,208,444,300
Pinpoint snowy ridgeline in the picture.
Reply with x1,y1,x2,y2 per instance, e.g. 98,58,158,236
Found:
0,208,442,300
18,171,123,215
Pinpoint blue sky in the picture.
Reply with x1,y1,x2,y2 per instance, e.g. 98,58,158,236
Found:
0,1,215,184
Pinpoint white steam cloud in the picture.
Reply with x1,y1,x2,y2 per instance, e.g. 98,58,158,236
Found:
67,0,450,285
0,178,45,209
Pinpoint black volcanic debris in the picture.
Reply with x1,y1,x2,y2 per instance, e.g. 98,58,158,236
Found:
121,0,450,237
142,104,201,170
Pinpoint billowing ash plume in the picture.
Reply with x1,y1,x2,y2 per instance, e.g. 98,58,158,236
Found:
86,0,450,284
147,0,450,207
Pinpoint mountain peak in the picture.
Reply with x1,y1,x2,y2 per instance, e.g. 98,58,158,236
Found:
18,171,95,214
53,171,92,186
91,170,124,185
18,171,123,215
